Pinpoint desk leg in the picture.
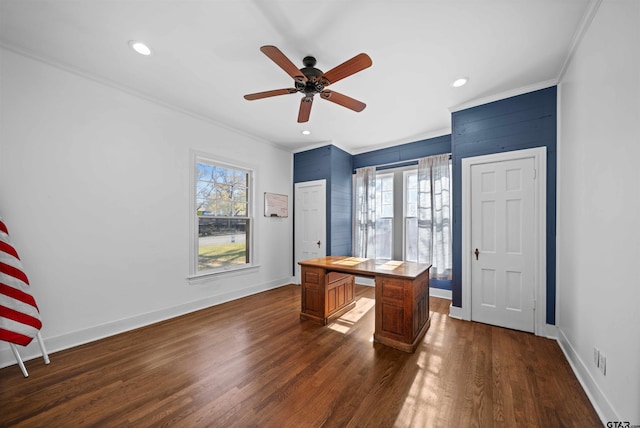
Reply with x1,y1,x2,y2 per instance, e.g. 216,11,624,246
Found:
374,271,430,353
300,266,356,325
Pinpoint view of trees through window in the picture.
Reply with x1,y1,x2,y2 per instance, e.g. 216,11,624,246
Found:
195,161,251,272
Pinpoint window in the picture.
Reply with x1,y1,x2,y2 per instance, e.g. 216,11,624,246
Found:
404,170,419,262
193,156,253,275
404,157,452,281
354,157,452,283
375,173,394,259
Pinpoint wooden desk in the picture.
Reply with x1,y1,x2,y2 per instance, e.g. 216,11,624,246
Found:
298,256,431,353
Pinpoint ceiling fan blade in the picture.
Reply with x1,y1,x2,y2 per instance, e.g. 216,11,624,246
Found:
260,45,307,83
297,95,314,123
321,53,372,85
244,88,297,100
320,90,366,112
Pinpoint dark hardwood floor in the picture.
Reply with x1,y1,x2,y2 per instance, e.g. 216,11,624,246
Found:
0,284,601,427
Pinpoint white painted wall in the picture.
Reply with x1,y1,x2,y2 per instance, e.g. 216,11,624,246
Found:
0,48,294,367
557,0,640,423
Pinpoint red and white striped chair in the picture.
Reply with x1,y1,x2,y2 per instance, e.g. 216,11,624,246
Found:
0,218,49,377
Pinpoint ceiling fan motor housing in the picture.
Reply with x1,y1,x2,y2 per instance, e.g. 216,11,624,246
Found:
297,56,325,94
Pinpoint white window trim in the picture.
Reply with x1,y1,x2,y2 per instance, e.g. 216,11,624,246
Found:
188,150,258,281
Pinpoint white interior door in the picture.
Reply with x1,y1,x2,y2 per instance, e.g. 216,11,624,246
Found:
470,156,536,332
294,180,326,284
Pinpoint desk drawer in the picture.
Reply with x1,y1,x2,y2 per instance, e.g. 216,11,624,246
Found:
327,271,351,284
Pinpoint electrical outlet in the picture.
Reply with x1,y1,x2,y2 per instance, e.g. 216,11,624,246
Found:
599,353,606,375
593,347,600,367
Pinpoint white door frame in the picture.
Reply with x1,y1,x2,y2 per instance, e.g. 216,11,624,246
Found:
294,179,326,284
460,147,547,336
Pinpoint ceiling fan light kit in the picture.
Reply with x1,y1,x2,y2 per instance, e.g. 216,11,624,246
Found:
244,45,372,123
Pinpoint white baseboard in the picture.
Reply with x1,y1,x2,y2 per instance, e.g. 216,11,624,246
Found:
449,304,467,320
556,327,617,425
430,287,452,300
541,323,558,339
441,314,614,425
0,277,294,369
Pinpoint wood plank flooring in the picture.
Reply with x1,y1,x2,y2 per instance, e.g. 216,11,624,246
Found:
0,284,601,427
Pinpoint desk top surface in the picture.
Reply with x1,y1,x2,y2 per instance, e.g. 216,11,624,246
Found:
298,256,431,279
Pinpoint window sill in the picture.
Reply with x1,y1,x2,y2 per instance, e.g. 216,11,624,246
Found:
187,264,260,285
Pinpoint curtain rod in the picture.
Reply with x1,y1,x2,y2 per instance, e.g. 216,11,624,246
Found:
354,153,452,172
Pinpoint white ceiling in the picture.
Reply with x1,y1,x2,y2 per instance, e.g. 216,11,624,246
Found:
0,0,593,154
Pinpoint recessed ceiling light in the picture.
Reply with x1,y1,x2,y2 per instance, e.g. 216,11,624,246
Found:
301,130,311,135
452,77,469,88
129,40,152,56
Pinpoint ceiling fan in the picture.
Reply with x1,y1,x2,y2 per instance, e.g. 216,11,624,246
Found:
244,45,372,123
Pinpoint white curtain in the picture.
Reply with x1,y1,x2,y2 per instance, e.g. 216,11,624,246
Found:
418,154,452,280
353,166,376,258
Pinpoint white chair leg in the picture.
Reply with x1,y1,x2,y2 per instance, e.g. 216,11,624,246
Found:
9,343,28,377
36,332,50,364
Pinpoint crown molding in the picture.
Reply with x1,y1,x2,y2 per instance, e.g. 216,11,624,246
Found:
291,140,336,154
448,79,558,113
0,42,283,150
557,0,603,82
448,0,602,114
349,128,452,156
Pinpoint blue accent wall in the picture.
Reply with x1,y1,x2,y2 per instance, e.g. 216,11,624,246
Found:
292,136,453,290
293,145,353,256
451,86,557,324
292,94,556,323
294,136,452,259
352,134,451,170
329,146,353,256
293,145,332,183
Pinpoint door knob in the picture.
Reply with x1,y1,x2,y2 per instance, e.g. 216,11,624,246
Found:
474,248,479,260
317,240,321,248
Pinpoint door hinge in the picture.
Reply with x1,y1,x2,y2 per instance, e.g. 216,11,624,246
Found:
533,299,537,310
533,168,537,179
